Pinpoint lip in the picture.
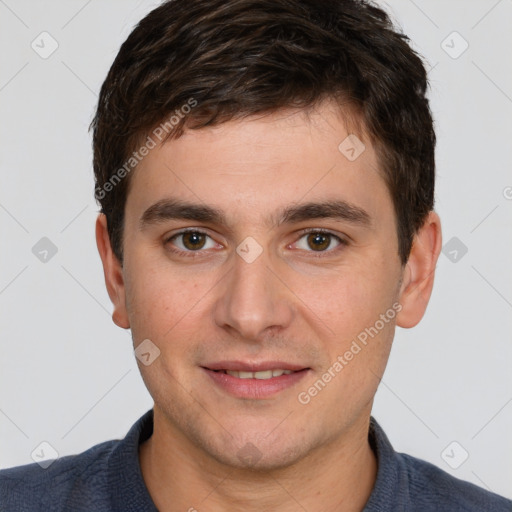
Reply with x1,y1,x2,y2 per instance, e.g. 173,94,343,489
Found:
204,360,307,372
201,361,311,399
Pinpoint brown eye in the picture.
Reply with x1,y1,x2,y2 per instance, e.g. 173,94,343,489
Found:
168,230,216,253
181,232,207,250
306,232,332,251
293,230,345,254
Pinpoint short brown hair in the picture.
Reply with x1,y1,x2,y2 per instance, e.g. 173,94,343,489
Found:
91,0,435,265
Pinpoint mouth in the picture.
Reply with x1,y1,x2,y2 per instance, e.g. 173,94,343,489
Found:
201,362,310,399
210,368,295,379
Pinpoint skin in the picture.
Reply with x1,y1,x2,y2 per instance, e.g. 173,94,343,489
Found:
96,100,442,512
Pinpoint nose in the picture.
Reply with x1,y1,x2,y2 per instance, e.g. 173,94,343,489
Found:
212,245,294,342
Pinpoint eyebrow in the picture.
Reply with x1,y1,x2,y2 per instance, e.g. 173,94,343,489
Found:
139,198,372,231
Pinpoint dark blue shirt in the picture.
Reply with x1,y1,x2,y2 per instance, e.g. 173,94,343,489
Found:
1,410,510,511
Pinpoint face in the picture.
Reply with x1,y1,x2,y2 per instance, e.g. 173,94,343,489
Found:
99,101,426,470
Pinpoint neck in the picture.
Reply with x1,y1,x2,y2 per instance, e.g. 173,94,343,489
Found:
139,408,377,512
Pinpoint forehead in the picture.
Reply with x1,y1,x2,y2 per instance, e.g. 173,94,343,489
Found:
125,102,392,229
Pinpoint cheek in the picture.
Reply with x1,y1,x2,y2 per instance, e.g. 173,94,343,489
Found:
307,267,395,332
125,257,216,344
124,262,178,338
297,259,400,391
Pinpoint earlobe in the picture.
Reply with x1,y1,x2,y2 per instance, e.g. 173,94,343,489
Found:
95,213,131,329
396,211,442,329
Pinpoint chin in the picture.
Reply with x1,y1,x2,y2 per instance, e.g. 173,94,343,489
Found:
211,440,308,472
198,420,318,472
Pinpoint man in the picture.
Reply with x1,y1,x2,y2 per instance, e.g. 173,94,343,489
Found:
1,0,510,510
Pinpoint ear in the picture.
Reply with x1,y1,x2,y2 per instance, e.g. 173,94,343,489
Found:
95,213,130,329
396,211,442,329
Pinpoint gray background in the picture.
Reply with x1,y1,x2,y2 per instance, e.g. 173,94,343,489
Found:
1,0,511,499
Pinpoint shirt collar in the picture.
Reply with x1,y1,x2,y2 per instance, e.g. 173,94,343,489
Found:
363,417,409,511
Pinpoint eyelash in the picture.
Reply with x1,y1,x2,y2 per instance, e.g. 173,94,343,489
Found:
165,228,348,259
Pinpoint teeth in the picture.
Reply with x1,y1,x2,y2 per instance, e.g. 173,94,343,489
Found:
224,369,294,380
